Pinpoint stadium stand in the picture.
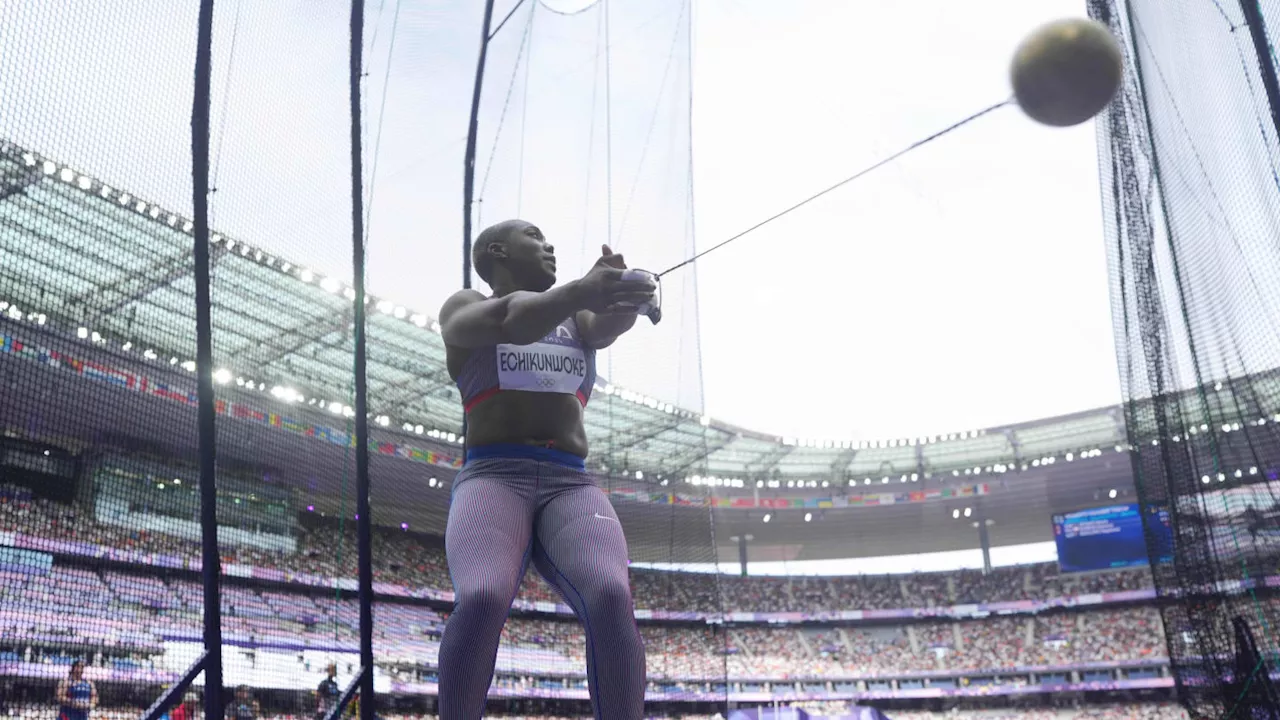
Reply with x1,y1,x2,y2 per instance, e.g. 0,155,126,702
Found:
1,462,1183,719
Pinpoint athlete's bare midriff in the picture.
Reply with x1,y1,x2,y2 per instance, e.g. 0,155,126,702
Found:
448,347,590,457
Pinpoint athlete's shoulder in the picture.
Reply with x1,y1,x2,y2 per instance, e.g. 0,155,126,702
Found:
440,288,486,315
439,290,489,336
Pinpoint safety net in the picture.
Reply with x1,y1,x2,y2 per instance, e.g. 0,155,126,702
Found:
0,0,727,718
1091,0,1280,716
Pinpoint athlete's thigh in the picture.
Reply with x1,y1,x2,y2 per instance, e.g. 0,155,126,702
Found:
445,466,536,589
532,483,630,589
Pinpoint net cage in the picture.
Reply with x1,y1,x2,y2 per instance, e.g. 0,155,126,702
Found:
0,0,726,719
1091,0,1280,716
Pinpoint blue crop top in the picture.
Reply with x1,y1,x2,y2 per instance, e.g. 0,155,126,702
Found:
455,315,597,411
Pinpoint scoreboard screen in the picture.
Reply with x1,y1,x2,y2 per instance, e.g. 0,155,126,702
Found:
1051,503,1171,573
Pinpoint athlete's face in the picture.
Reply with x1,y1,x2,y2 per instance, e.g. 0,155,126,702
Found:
69,662,83,680
502,221,556,291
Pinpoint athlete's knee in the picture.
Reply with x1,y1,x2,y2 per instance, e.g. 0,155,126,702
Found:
583,572,634,618
455,579,517,619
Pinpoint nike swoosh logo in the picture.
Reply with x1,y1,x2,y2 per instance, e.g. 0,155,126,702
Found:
594,512,619,523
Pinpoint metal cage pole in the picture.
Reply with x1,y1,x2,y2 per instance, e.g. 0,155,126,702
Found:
1239,0,1280,146
349,1,375,719
461,0,498,290
191,0,224,717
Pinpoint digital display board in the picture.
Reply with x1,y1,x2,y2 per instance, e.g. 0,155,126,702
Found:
1052,503,1172,573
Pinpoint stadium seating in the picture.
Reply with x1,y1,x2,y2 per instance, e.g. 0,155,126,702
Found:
0,482,1188,718
0,485,1155,613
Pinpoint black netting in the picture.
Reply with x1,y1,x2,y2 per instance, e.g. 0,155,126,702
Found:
204,2,359,716
363,0,725,715
1092,0,1280,717
0,0,207,716
1,0,723,718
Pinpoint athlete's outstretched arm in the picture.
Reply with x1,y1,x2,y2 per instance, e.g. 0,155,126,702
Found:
442,253,654,349
577,309,638,350
577,245,650,350
440,285,587,348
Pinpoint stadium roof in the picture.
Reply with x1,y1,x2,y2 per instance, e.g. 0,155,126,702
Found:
0,140,1134,482
3,140,1277,561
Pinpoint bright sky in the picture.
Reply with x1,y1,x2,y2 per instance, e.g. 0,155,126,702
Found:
0,0,1124,445
689,0,1120,442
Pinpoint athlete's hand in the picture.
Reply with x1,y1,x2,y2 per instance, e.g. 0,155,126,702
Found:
578,245,655,314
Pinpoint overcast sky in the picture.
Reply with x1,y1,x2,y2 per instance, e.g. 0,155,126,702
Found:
688,0,1119,441
0,0,1125,444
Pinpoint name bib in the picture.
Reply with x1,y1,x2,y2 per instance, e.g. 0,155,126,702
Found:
496,340,587,395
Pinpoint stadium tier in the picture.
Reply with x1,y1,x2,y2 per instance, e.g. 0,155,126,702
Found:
2,139,1273,718
3,474,1177,707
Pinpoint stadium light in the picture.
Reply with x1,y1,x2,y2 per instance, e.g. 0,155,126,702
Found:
963,507,972,518
952,509,960,519
762,513,771,523
1108,489,1117,499
804,513,812,522
428,478,437,487
77,327,88,339
1201,475,1211,484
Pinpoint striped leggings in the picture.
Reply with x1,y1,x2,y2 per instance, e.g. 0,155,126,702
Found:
436,448,646,720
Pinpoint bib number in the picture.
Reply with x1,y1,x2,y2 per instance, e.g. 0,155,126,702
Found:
496,341,587,395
